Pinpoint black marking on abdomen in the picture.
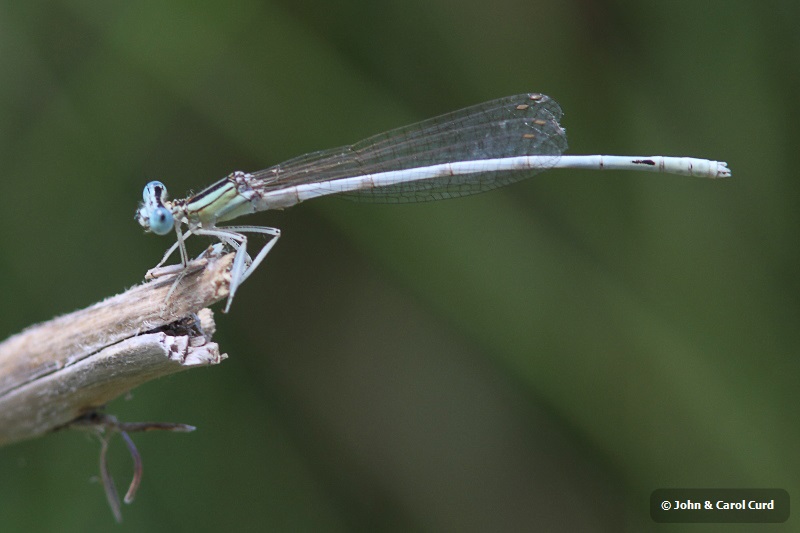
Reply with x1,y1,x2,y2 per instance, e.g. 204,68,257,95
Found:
632,159,656,166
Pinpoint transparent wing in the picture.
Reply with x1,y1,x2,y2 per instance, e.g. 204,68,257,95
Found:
249,93,567,203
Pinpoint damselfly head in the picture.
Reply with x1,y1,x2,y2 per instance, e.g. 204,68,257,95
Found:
137,181,174,236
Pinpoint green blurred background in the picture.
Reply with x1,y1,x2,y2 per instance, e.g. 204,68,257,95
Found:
0,0,797,531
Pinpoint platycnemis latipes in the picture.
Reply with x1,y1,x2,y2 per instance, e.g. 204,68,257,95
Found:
136,93,730,312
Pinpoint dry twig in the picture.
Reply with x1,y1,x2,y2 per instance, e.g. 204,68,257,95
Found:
0,251,234,446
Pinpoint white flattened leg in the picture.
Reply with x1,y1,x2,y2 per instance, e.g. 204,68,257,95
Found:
147,229,197,280
193,225,281,312
192,227,248,313
221,225,282,286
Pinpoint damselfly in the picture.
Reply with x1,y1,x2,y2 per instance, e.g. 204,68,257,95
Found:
136,93,730,312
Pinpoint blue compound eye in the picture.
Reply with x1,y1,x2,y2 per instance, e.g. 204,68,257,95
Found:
148,206,174,235
143,180,168,202
139,181,173,235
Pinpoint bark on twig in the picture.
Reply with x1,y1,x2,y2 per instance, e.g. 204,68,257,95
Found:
0,251,234,446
